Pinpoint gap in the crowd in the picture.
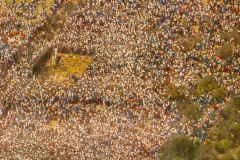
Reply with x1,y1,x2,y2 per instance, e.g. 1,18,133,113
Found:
35,51,91,82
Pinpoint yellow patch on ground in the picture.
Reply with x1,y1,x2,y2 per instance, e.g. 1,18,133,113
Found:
3,0,55,23
192,25,199,34
4,0,54,6
39,53,91,82
37,0,55,13
202,0,208,5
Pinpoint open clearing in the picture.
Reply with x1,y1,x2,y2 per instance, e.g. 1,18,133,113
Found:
38,53,91,82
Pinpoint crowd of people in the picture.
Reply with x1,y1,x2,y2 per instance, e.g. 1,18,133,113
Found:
0,0,240,159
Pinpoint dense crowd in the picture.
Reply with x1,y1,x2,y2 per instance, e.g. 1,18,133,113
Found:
0,0,240,159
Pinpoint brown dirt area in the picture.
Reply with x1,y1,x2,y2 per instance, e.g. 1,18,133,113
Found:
38,53,91,82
